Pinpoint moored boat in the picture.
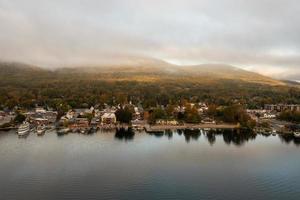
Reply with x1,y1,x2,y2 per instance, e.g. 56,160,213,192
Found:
17,122,30,136
294,132,300,138
57,128,70,135
36,125,46,135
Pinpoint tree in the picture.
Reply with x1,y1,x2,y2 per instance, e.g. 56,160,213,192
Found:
220,105,256,129
148,108,167,124
166,104,175,117
83,113,94,123
115,106,133,124
14,113,26,123
184,104,201,123
278,110,300,123
206,104,218,117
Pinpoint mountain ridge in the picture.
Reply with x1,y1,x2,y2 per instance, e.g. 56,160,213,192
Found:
0,60,285,86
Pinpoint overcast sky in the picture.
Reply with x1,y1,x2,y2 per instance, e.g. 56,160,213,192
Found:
0,0,299,79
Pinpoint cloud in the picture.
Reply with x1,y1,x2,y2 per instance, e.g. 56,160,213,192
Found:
0,0,299,79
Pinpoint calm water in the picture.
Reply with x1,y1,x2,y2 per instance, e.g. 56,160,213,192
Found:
0,130,300,200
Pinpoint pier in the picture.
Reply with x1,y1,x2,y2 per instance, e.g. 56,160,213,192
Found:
144,123,240,133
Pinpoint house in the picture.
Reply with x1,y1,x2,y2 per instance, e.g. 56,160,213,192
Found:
133,106,144,120
44,111,58,123
30,118,49,126
35,107,47,114
0,111,5,117
101,113,116,125
246,109,267,114
265,104,300,112
68,118,89,129
74,109,87,116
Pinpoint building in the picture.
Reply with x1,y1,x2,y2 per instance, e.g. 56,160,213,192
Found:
44,111,58,123
101,113,117,125
0,111,5,117
30,118,49,126
69,118,89,129
265,104,300,112
35,107,47,114
133,106,144,120
0,111,14,126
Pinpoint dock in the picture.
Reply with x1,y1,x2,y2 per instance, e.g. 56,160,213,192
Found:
144,124,240,133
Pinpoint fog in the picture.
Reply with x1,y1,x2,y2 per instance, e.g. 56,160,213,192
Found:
0,0,299,79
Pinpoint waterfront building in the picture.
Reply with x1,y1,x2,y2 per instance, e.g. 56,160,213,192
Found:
265,104,300,112
35,107,47,114
68,118,89,129
101,113,117,125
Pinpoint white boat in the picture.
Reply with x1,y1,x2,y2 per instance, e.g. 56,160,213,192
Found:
57,128,70,135
272,129,277,136
294,132,300,138
36,125,46,135
17,122,30,136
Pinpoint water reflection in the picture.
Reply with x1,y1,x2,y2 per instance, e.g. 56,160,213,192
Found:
147,129,262,146
279,134,300,146
206,131,216,145
221,129,256,146
114,127,135,141
1,129,300,200
11,128,300,147
183,129,201,143
165,129,173,139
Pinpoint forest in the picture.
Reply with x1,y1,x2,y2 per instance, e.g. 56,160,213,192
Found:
0,62,300,111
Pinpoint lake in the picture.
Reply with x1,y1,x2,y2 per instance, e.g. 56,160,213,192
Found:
0,129,299,200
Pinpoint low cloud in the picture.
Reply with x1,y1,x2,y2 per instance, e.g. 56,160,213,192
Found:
0,0,299,79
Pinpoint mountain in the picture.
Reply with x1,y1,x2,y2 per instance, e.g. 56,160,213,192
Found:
0,60,286,86
1,60,299,109
55,62,284,86
0,62,44,74
0,57,266,85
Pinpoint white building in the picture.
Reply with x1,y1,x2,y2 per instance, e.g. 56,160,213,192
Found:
101,113,117,124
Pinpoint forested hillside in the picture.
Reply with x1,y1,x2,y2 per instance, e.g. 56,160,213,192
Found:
0,61,299,110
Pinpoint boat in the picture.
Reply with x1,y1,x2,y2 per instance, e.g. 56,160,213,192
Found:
80,128,87,134
57,128,70,135
36,125,46,135
294,132,300,138
272,129,277,136
17,122,30,136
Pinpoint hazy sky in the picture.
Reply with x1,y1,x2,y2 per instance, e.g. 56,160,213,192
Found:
0,0,299,79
